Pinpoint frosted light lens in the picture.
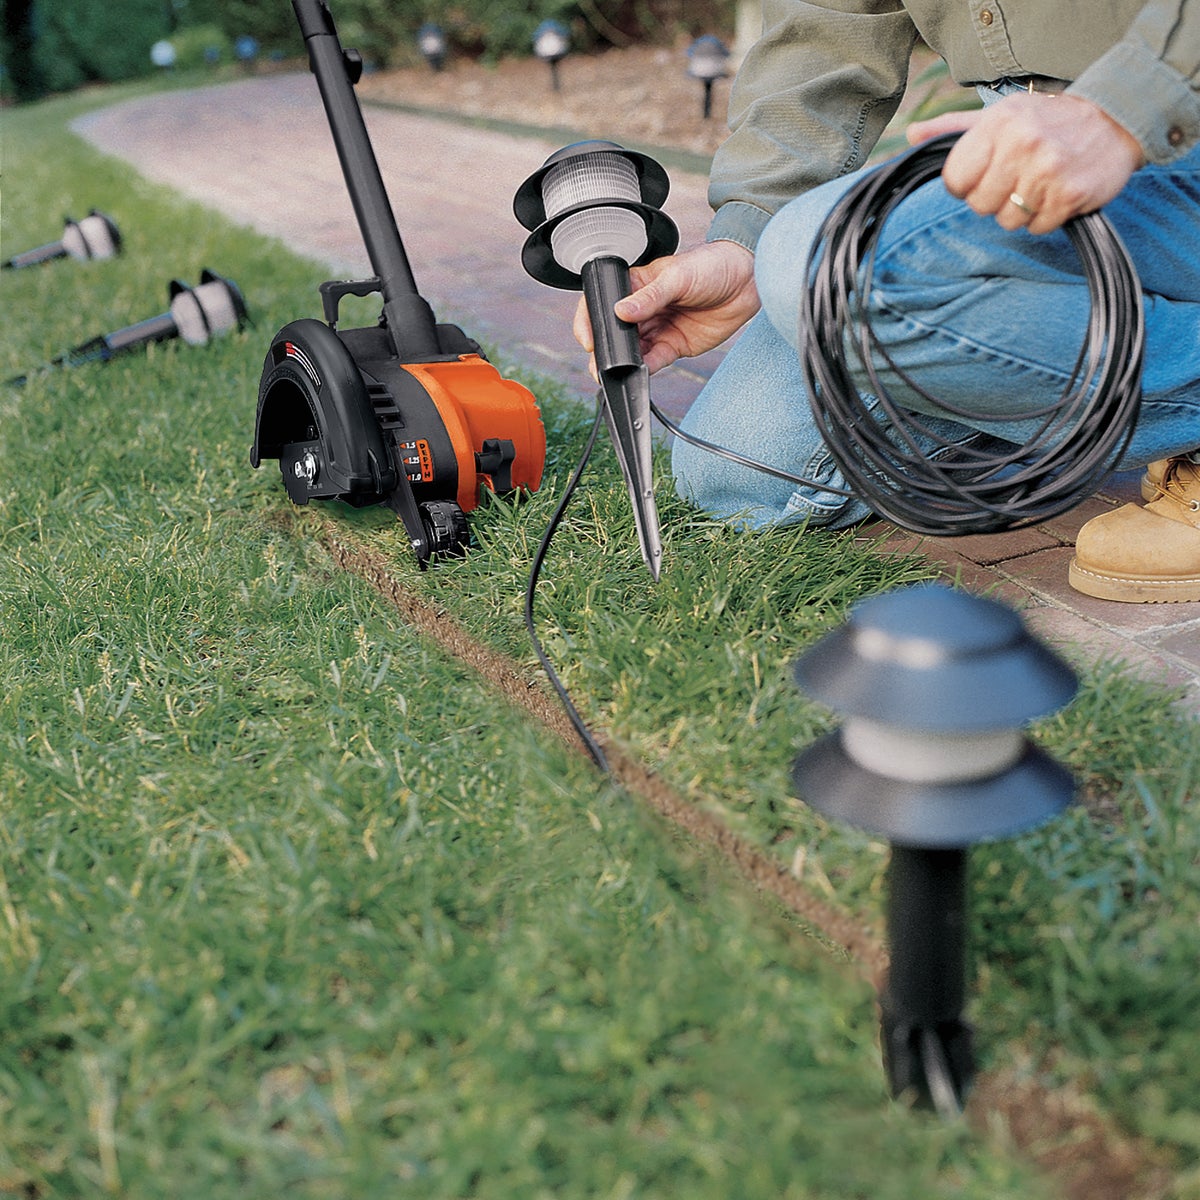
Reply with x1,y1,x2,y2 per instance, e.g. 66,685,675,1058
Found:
170,280,239,345
550,207,648,273
62,215,118,261
841,717,1024,783
541,151,640,217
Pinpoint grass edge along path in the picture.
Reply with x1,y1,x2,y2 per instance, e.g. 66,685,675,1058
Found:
300,508,1182,1200
0,86,1054,1200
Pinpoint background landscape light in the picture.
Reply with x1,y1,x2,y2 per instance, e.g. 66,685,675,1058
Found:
533,19,570,91
417,23,447,72
686,35,730,118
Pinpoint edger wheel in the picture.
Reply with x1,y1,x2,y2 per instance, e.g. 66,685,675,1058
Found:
419,500,469,557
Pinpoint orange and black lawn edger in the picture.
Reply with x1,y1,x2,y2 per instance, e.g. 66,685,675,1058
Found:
251,0,547,567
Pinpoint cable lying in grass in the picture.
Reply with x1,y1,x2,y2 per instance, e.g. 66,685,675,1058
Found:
524,396,610,770
303,505,888,979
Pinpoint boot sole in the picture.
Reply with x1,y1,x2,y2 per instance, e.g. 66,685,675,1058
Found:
1069,558,1200,603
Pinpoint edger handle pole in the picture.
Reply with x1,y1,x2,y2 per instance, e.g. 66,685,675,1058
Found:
292,0,440,359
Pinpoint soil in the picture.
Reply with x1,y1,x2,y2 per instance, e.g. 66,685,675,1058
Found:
358,41,958,161
358,42,743,159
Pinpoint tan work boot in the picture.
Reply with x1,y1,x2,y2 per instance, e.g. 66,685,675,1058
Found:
1070,455,1200,602
1140,458,1169,502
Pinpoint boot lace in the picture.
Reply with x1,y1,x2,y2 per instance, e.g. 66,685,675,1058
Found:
1157,455,1200,513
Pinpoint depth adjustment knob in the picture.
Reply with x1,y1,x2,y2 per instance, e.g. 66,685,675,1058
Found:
293,449,320,486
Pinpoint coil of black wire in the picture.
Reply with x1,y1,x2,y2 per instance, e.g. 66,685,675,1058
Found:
798,132,1145,535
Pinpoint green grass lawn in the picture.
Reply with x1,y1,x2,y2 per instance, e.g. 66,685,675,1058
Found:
2,83,1198,1199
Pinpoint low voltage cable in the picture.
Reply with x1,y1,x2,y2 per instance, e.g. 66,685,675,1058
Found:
798,132,1145,535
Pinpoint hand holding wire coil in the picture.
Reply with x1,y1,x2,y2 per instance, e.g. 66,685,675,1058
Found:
799,133,1145,535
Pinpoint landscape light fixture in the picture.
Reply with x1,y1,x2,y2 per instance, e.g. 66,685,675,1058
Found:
791,583,1077,1117
686,35,730,119
532,19,569,91
8,270,248,386
3,210,122,270
235,35,259,69
417,23,447,72
150,39,177,72
515,140,679,580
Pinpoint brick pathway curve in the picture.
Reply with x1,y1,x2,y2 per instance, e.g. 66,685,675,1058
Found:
73,73,1200,713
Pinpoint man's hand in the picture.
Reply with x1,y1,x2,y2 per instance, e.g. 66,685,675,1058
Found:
573,239,759,375
906,93,1145,234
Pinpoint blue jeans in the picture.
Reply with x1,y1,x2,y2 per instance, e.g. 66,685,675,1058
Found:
673,137,1200,530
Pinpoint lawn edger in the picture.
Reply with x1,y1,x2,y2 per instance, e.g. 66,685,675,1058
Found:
251,0,546,567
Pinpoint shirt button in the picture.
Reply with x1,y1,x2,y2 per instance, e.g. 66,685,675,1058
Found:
980,9,994,24
1168,126,1185,146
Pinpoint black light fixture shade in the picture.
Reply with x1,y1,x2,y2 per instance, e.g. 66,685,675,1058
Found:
514,140,680,579
514,141,678,291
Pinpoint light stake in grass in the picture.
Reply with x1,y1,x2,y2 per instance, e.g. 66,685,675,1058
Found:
791,583,1078,1117
514,141,679,580
150,39,177,75
235,35,260,71
7,269,247,386
417,23,447,72
2,209,122,269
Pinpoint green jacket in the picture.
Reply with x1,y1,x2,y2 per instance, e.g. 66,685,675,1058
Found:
709,0,1200,250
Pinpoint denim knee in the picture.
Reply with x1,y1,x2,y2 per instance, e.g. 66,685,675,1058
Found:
755,174,865,352
671,311,871,530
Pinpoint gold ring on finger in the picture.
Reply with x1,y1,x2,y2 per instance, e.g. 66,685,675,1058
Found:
1009,191,1036,216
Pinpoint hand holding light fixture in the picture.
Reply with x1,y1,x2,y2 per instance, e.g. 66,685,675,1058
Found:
515,140,679,580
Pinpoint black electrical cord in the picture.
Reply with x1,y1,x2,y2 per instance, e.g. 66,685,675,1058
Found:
799,132,1145,535
647,398,856,496
526,390,825,776
524,394,611,772
653,139,1145,530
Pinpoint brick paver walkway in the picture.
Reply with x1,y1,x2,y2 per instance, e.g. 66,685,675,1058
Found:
73,73,1200,713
